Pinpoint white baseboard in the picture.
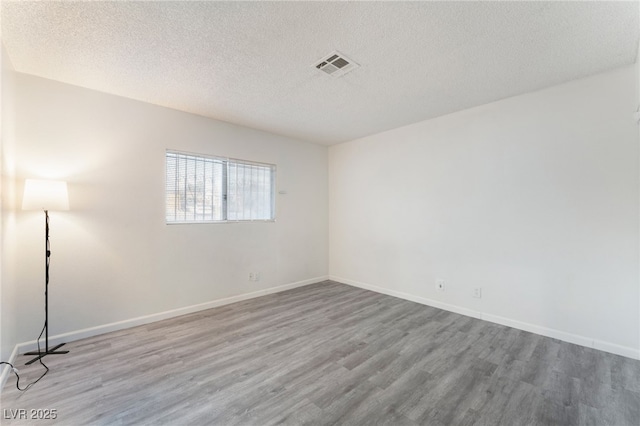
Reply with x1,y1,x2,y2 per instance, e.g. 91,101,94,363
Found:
13,276,329,360
593,339,640,360
334,276,483,320
0,345,19,394
482,313,639,359
330,275,640,361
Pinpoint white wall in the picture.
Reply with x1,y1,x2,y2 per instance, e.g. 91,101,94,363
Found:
330,65,640,358
1,45,18,364
8,73,328,347
636,42,640,360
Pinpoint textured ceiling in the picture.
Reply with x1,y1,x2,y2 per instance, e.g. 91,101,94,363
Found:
2,1,638,145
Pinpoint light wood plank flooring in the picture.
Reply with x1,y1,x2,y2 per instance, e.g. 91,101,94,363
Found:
1,281,639,425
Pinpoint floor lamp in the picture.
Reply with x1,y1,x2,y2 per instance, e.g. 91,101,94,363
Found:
22,179,70,365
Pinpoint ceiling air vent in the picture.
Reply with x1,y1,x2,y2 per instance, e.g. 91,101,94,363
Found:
314,51,359,77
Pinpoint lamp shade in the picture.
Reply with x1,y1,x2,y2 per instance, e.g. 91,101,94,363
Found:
22,179,69,211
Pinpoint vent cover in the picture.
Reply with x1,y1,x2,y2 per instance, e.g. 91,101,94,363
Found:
314,51,359,77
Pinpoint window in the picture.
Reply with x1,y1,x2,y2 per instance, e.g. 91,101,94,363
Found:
165,150,275,223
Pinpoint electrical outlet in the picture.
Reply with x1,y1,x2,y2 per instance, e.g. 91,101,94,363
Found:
436,279,445,291
249,272,254,281
473,287,482,298
255,272,260,281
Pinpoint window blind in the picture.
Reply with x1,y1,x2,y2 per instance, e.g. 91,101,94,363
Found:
227,160,274,221
166,151,275,223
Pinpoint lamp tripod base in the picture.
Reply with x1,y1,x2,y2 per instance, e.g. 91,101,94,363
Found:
24,343,69,365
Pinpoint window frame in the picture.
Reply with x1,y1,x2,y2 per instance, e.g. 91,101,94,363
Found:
165,149,276,224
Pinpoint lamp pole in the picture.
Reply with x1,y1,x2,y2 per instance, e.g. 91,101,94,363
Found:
23,209,69,365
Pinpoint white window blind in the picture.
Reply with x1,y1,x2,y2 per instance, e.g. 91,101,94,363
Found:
166,151,275,223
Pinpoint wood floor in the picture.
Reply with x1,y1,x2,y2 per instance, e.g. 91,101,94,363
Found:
2,281,639,425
